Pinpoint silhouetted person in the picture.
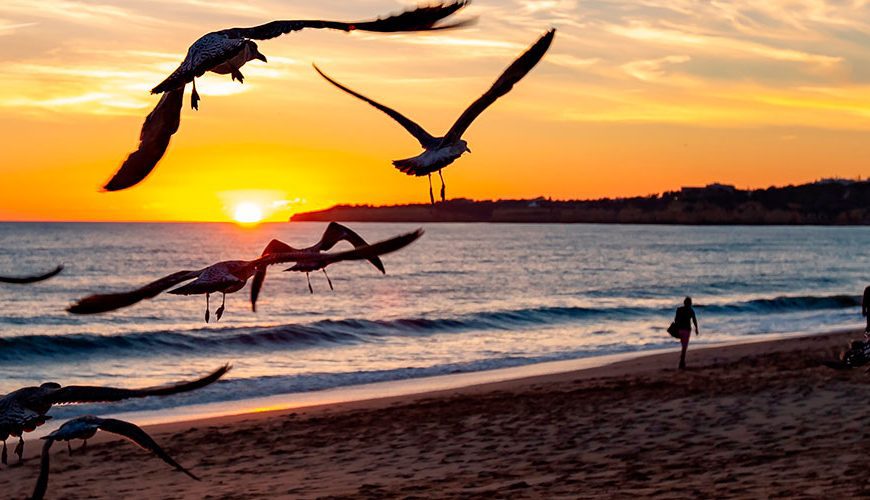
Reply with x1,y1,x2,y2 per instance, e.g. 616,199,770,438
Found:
674,297,699,370
863,285,870,334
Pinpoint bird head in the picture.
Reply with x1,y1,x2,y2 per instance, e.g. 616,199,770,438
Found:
246,41,268,63
459,139,471,154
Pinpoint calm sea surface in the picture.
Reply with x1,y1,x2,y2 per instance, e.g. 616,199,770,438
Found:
0,222,867,418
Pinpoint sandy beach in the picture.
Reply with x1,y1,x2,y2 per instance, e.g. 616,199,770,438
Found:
6,329,869,499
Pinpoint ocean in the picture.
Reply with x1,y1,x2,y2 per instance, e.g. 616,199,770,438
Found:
0,222,867,420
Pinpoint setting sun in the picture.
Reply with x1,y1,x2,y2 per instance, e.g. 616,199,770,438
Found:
233,202,264,224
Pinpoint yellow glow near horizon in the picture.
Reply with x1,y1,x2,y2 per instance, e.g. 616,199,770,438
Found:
233,202,264,225
1,1,870,222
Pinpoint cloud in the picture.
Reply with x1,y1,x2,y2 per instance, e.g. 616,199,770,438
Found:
0,20,36,35
621,55,691,83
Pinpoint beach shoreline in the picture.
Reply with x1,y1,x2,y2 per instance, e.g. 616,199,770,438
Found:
7,328,869,499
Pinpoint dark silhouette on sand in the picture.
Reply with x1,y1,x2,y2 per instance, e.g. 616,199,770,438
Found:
863,285,869,333
251,222,386,307
314,29,555,205
674,297,699,370
0,365,229,466
822,338,870,371
30,415,199,500
0,265,63,284
103,1,473,192
67,229,422,322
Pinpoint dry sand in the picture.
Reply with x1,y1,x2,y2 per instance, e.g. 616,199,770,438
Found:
5,330,870,499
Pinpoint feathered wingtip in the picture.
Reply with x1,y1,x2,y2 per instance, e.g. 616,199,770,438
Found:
353,1,475,33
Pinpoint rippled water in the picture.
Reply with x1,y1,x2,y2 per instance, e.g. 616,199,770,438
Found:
0,222,867,418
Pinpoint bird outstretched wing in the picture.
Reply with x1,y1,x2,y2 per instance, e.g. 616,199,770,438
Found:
103,86,185,191
46,365,230,405
95,418,200,480
29,439,54,500
442,29,555,144
219,1,472,40
313,64,438,149
263,229,423,270
313,222,385,273
67,269,201,314
0,265,63,284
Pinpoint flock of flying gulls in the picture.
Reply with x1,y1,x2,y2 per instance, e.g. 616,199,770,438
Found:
2,1,557,498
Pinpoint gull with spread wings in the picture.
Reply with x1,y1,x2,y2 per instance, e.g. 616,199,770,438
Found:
314,29,555,204
250,222,388,307
67,229,422,322
0,265,63,285
104,1,474,192
0,365,229,466
30,415,198,500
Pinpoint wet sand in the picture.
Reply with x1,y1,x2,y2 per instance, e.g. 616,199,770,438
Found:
6,330,870,499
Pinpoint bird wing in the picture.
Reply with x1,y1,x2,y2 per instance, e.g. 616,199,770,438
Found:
103,86,185,191
312,222,385,273
0,265,63,284
96,418,199,480
46,364,230,405
250,239,300,313
29,438,55,500
260,229,423,269
0,393,40,430
218,1,471,40
313,64,438,149
442,29,555,144
67,269,202,315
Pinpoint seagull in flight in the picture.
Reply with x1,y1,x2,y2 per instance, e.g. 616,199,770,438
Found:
67,229,422,322
0,365,229,466
0,265,63,285
104,1,474,192
250,222,387,307
29,415,198,500
314,29,555,205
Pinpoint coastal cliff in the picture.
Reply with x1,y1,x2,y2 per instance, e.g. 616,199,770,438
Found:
292,180,870,225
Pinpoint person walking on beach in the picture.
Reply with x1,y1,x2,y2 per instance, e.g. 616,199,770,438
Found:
863,285,870,334
674,297,699,370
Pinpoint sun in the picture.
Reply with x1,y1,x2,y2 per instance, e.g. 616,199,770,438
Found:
233,202,264,224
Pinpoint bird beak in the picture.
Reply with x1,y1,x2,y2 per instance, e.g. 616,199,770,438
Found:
466,147,472,153
255,50,268,63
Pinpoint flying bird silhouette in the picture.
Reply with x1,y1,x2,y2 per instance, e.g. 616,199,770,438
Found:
0,365,229,466
29,415,198,500
0,265,63,285
67,229,422,322
104,1,474,192
314,28,555,204
250,222,387,308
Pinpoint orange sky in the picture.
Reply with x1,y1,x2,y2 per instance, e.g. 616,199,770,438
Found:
2,0,869,222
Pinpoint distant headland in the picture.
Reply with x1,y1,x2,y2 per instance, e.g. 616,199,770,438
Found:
292,179,870,225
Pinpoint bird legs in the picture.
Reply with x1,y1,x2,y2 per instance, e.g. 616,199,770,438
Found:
438,169,446,202
13,436,23,465
66,439,88,456
204,293,228,322
304,271,334,293
215,293,226,322
322,269,334,291
428,174,435,205
191,80,201,110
